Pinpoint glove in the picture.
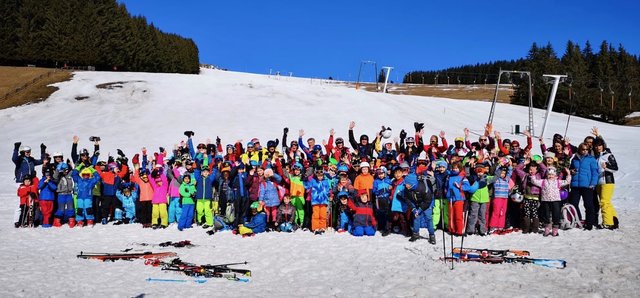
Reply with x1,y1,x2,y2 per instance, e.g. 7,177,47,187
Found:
117,149,125,157
159,147,165,153
40,143,47,150
400,129,407,139
14,142,21,148
283,127,289,134
108,156,115,163
216,136,221,144
132,154,139,165
94,150,100,156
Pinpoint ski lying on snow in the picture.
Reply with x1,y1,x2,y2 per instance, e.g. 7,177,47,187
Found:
146,278,208,283
443,253,566,269
77,251,177,261
145,258,252,280
452,247,530,257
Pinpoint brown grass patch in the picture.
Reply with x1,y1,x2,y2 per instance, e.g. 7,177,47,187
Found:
0,66,72,109
351,82,514,102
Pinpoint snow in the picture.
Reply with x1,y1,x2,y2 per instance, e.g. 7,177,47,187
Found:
1,68,640,296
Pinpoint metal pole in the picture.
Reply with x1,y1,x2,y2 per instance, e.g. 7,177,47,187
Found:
382,67,393,93
356,62,364,90
527,72,534,137
539,74,567,139
488,70,503,125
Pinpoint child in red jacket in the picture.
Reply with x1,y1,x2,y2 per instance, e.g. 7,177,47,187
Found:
348,189,377,236
17,175,39,227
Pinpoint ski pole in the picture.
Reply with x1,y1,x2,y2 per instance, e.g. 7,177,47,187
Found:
459,199,470,257
146,278,207,283
202,261,248,268
440,199,446,264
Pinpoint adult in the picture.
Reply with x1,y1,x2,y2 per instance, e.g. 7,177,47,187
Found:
569,143,600,230
593,138,619,229
348,121,376,161
12,142,46,226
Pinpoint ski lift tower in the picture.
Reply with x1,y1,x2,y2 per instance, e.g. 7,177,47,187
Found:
487,70,535,136
355,60,379,91
539,74,568,138
382,66,393,93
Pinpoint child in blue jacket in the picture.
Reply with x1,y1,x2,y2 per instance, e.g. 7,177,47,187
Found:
238,201,267,237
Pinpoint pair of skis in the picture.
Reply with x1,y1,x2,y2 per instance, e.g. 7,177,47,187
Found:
148,258,251,282
442,247,566,269
77,251,178,261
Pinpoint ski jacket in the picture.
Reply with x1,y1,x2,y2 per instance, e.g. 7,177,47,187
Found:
348,130,375,160
325,135,352,162
116,189,138,213
469,175,495,204
245,172,263,201
179,182,197,205
56,174,75,195
530,177,571,202
446,171,475,203
493,167,513,199
12,144,45,182
353,173,374,193
596,149,618,185
433,171,449,199
37,177,57,201
71,170,101,200
276,203,297,224
132,168,154,202
372,177,393,200
193,168,216,200
244,212,267,233
390,178,407,212
259,177,283,208
95,167,121,196
167,168,182,198
347,199,377,228
513,163,545,198
150,169,169,204
401,177,435,211
17,179,39,205
570,153,599,188
284,174,306,198
305,176,332,206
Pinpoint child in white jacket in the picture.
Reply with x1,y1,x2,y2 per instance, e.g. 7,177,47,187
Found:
530,167,571,236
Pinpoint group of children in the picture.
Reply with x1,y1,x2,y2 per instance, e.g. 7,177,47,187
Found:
12,122,619,241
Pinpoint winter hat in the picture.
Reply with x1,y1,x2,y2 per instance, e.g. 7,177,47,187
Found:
511,140,520,147
358,189,369,196
406,137,415,143
335,137,344,144
251,138,260,144
417,151,428,161
435,160,448,168
547,166,557,176
544,151,556,159
404,173,418,189
221,165,231,173
399,161,410,169
264,168,274,178
455,137,464,142
376,166,387,174
338,191,349,199
246,141,254,148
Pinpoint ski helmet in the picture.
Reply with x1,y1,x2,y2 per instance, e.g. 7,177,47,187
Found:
267,140,276,148
381,127,392,139
406,137,415,144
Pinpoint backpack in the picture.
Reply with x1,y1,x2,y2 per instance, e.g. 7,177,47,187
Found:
224,202,235,224
560,203,583,230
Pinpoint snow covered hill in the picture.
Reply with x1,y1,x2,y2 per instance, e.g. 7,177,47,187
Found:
0,69,639,297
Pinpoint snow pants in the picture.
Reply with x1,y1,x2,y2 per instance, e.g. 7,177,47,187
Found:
264,206,278,226
489,197,508,229
168,197,182,224
178,204,195,231
311,204,327,231
448,200,465,235
597,184,617,226
152,203,168,227
291,196,305,227
432,198,448,230
338,211,352,232
239,226,255,235
55,193,75,221
39,200,54,226
100,195,117,221
569,187,597,227
540,201,561,227
136,201,152,225
466,202,487,234
279,222,294,232
413,207,435,236
352,226,375,237
75,197,94,221
196,199,213,226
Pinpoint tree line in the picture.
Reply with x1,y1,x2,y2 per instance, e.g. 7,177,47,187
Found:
404,40,640,124
0,0,199,74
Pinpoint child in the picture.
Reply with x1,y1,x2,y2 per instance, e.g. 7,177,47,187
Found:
335,191,353,233
447,162,474,236
281,163,306,231
37,170,57,227
530,167,571,236
432,160,449,230
194,165,217,228
276,194,297,232
348,189,377,236
54,163,75,227
150,165,169,229
71,168,101,227
466,164,493,236
258,168,282,229
178,175,196,231
17,175,39,227
514,160,545,233
372,167,392,231
403,173,437,244
115,183,138,224
385,166,409,237
489,165,513,232
305,167,332,234
237,201,267,237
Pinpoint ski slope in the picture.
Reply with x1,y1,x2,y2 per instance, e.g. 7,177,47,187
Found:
0,69,639,297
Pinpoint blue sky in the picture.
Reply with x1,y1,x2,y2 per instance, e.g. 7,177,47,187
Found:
119,0,639,81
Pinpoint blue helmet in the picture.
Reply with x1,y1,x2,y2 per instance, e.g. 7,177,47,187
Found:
312,144,322,152
337,164,349,173
293,163,303,170
56,163,70,172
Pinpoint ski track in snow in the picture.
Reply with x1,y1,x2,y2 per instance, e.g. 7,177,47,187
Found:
0,69,639,297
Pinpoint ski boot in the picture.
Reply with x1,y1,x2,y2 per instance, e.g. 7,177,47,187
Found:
152,224,160,230
87,219,94,226
113,220,123,225
521,217,530,234
409,233,422,242
101,218,108,225
552,227,559,237
202,224,211,229
53,217,62,227
76,220,85,227
531,218,540,234
428,234,436,245
68,218,76,228
543,224,551,237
